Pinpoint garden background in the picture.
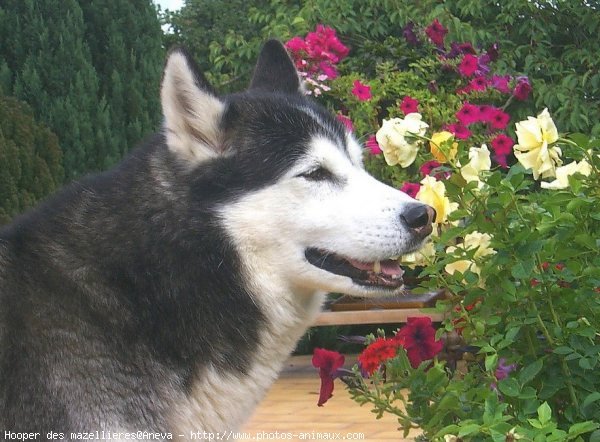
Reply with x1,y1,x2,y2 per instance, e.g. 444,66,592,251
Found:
1,1,599,440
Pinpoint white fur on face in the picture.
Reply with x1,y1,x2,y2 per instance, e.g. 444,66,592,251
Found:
219,134,422,299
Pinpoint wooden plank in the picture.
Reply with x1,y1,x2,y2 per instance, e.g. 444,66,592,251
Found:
313,308,445,326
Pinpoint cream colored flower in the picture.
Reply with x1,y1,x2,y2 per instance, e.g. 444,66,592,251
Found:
444,435,459,442
445,231,495,276
401,240,435,268
540,159,592,190
376,113,429,167
513,108,562,179
430,131,458,163
460,144,491,189
416,176,458,224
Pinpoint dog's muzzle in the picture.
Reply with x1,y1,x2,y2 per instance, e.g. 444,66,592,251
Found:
400,204,436,238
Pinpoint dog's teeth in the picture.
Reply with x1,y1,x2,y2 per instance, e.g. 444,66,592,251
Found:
373,260,381,274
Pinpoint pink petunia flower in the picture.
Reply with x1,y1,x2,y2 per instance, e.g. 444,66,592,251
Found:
400,182,421,198
351,80,372,101
425,19,448,47
494,154,509,169
400,96,419,115
318,61,338,80
365,135,382,155
478,105,495,123
469,76,488,91
312,348,345,406
490,133,515,155
336,114,354,132
489,109,510,130
513,77,532,101
458,54,478,77
446,122,472,140
420,160,450,180
491,75,511,94
456,102,481,125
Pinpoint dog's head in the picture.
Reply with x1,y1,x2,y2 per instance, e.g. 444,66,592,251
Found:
160,41,434,298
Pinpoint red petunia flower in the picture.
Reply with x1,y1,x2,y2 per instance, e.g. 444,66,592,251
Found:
358,338,401,376
446,122,472,140
489,109,511,130
458,54,478,77
425,19,448,47
395,317,444,368
420,160,442,177
312,348,345,406
365,135,382,155
400,182,421,198
456,102,481,126
400,95,419,115
351,80,372,101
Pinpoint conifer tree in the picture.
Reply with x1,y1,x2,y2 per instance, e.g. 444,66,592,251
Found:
0,93,63,224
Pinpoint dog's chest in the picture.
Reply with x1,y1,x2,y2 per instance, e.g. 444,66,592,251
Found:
167,293,323,438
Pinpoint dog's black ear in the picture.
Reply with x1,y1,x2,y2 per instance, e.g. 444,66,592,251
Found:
249,40,301,94
161,47,226,163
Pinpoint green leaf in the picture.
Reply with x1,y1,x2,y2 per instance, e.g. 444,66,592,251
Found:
485,353,499,372
458,423,482,437
589,429,600,442
568,421,600,439
498,378,520,397
554,346,574,355
519,359,544,385
538,401,552,425
582,392,600,410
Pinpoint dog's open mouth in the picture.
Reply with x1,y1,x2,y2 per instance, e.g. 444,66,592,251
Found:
305,248,404,289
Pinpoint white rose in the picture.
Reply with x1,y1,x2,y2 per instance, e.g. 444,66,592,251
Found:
376,114,428,168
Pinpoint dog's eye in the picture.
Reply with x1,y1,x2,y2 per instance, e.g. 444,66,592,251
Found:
298,167,334,181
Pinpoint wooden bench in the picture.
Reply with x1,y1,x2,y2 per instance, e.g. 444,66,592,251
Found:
313,290,446,326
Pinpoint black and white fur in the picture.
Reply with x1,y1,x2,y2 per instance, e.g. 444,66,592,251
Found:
0,41,433,439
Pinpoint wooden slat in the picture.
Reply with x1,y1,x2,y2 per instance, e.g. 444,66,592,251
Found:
314,308,445,326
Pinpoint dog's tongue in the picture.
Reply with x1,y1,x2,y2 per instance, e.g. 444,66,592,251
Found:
348,259,403,277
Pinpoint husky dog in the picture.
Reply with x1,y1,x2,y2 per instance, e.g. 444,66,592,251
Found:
0,41,434,438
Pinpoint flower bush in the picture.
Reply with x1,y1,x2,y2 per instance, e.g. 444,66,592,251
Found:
294,20,600,441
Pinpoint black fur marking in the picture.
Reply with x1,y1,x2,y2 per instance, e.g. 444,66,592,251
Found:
249,40,300,94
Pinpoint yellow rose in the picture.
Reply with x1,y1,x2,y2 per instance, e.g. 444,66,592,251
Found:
429,131,458,163
401,240,435,268
460,144,491,189
376,114,429,167
540,159,592,190
444,231,495,276
513,108,562,179
415,176,458,224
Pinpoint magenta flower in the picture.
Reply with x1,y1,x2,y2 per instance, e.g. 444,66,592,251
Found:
478,105,495,122
420,160,442,177
456,102,481,125
491,358,517,392
400,95,419,115
469,76,488,91
458,54,478,77
490,133,515,155
489,109,510,130
446,122,472,140
491,75,511,94
305,25,349,64
312,348,345,406
351,80,372,101
513,77,532,101
336,114,354,132
447,41,476,58
400,182,421,198
319,61,338,80
285,36,307,53
425,19,448,47
486,42,500,62
365,135,382,155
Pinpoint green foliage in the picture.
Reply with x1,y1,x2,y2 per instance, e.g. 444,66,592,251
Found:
167,0,600,134
0,93,63,224
0,0,163,182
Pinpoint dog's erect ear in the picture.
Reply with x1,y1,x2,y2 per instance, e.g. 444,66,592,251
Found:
249,40,301,94
161,47,225,163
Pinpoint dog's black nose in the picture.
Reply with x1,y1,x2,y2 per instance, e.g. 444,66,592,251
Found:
401,204,436,236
